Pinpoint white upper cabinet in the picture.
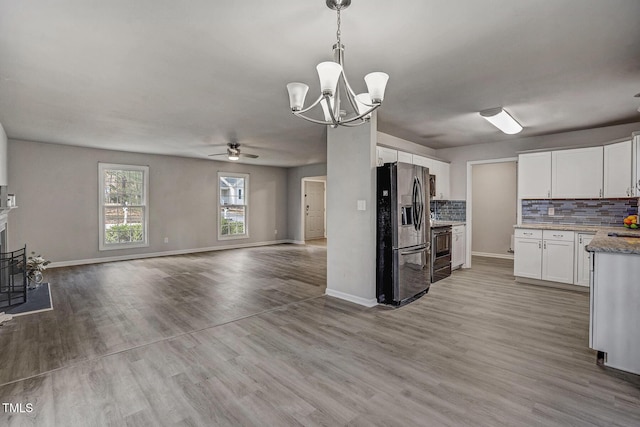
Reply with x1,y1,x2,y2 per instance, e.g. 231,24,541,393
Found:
552,147,603,198
436,162,450,200
411,154,431,168
397,151,413,163
518,152,552,199
603,140,632,198
376,146,398,166
375,146,451,200
633,133,640,196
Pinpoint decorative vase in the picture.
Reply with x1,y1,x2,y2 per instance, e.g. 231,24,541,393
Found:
27,270,43,290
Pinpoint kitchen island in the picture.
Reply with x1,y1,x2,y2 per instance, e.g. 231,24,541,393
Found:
586,228,640,375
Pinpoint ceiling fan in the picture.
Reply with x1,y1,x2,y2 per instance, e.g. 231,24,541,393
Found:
208,142,259,161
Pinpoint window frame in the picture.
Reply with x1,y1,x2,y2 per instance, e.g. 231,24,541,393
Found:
218,171,249,240
98,162,150,251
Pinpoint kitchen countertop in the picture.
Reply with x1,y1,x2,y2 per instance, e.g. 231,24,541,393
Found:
513,223,603,232
432,220,465,227
514,223,640,254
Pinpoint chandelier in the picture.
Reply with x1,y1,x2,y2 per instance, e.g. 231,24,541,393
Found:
286,0,389,128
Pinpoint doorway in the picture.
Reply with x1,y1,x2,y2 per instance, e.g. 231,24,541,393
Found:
302,178,326,241
466,158,518,268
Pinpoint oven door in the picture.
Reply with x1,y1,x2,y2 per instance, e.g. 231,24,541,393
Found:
433,230,452,258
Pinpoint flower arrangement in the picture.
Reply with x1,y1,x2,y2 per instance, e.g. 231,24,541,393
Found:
25,252,50,285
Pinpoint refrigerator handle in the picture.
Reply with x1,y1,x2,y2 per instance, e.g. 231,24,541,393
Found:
412,176,424,231
412,177,419,231
400,246,428,256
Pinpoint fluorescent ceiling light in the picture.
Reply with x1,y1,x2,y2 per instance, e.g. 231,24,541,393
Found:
479,107,523,134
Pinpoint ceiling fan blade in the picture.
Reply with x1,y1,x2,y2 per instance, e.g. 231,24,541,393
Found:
240,153,259,159
208,152,227,156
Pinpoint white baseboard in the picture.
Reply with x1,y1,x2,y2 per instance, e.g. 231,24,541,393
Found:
292,240,306,245
472,251,514,260
325,289,378,307
49,240,295,268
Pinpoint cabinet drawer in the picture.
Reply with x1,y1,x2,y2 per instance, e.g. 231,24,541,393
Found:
452,225,465,234
515,229,542,239
543,230,575,242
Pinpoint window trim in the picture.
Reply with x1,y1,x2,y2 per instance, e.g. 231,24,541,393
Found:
98,162,150,251
218,171,249,240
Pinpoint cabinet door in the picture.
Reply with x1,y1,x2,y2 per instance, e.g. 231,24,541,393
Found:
429,161,450,200
397,151,413,163
412,154,430,168
376,146,398,166
552,147,603,198
633,134,640,196
542,239,575,284
604,140,632,198
438,162,450,200
514,238,542,279
518,152,551,199
452,227,465,268
575,234,594,287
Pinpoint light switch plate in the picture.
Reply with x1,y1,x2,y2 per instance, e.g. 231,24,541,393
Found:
548,207,555,216
357,200,366,211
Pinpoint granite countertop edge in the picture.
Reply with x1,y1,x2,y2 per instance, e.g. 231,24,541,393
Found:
432,221,466,227
513,224,640,255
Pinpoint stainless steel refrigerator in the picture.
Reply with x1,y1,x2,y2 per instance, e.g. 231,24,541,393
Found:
376,162,431,306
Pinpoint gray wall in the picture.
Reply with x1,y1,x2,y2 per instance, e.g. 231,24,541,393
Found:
326,116,377,305
0,123,7,186
471,162,517,256
436,122,640,200
8,139,288,263
286,163,327,243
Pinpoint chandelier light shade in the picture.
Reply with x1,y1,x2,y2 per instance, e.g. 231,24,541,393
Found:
317,62,343,96
286,0,389,127
364,72,389,103
286,83,309,112
479,107,523,135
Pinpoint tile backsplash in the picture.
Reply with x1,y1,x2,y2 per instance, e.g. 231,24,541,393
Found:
521,199,638,227
430,200,466,221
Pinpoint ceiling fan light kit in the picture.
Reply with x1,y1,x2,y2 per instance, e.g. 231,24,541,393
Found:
209,143,258,161
286,0,389,128
479,107,523,135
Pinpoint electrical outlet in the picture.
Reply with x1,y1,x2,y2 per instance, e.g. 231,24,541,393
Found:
274,229,278,235
164,237,169,243
548,207,555,216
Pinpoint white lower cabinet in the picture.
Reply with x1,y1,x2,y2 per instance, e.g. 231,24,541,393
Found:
452,225,465,269
575,233,594,287
513,229,543,279
514,229,575,284
542,230,575,284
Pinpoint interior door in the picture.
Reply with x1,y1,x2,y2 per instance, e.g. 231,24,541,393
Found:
304,180,325,240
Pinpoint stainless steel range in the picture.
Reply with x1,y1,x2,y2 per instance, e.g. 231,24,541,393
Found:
431,225,452,282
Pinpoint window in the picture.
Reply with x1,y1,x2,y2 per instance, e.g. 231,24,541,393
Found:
218,172,248,239
99,163,149,250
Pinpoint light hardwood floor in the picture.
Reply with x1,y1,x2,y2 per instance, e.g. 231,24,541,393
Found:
1,248,639,426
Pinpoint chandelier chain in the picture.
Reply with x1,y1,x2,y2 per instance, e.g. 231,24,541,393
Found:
336,8,341,47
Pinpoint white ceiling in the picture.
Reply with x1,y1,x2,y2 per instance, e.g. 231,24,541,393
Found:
1,0,639,167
